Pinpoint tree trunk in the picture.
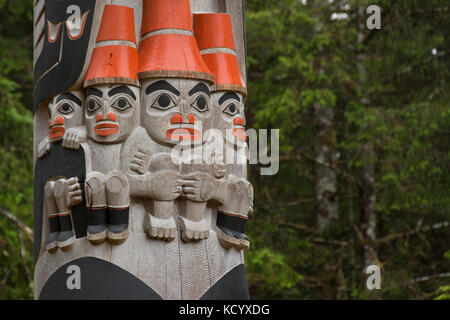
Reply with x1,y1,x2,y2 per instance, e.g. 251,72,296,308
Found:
314,102,338,232
357,3,377,269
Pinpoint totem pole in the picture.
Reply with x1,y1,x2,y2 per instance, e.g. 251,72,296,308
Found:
33,0,252,300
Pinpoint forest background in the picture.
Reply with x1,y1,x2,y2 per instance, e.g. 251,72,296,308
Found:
0,0,448,299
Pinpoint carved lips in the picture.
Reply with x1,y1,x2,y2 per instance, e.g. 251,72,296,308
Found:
49,116,65,141
166,113,201,141
232,117,247,141
94,112,120,136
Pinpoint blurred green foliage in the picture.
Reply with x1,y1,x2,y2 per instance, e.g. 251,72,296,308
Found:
244,0,449,299
0,0,34,299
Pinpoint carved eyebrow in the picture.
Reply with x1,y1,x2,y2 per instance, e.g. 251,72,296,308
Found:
219,92,240,105
108,86,136,100
87,88,103,98
55,93,82,106
146,80,180,96
188,83,210,97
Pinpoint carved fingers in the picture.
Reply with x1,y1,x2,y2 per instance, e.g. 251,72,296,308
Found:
181,179,202,201
147,170,183,200
238,180,254,217
38,136,51,158
130,147,152,174
53,177,82,212
62,129,81,150
181,172,213,202
219,176,253,216
66,177,83,208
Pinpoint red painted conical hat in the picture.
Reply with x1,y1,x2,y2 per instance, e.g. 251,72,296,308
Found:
138,0,214,83
193,13,246,96
84,5,139,88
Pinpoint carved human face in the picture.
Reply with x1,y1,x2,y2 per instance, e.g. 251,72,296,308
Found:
141,78,212,146
85,84,139,144
211,91,246,148
48,91,85,142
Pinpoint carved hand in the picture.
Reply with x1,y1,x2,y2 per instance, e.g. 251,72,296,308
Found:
65,177,83,208
238,179,254,216
62,126,86,150
146,170,183,201
130,147,152,175
53,177,83,212
219,176,253,217
38,136,51,158
181,172,219,202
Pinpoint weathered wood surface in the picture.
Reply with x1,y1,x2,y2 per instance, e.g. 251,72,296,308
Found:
34,0,250,300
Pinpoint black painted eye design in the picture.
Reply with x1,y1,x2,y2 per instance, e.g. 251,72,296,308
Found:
151,93,176,110
57,102,74,115
112,96,132,111
222,102,239,116
86,97,101,113
191,95,209,113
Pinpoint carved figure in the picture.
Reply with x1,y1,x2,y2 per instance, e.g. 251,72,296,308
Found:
39,91,85,252
194,13,253,250
126,0,215,242
34,0,252,300
82,4,139,245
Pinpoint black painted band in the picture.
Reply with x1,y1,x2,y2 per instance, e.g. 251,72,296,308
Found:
108,207,129,226
216,211,247,234
58,214,73,231
88,208,107,226
48,215,60,233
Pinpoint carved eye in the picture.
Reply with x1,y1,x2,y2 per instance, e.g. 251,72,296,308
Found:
66,11,88,40
191,95,208,113
86,98,101,112
222,102,239,116
57,103,74,114
112,97,132,111
47,20,62,43
152,93,176,110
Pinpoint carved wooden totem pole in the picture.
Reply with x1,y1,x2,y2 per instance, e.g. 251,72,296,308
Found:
33,0,251,300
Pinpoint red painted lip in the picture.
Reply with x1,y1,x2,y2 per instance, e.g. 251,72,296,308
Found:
94,122,119,136
49,125,65,141
232,127,247,141
166,128,201,141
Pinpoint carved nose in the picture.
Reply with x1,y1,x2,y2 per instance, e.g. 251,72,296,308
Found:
170,113,184,124
180,99,190,117
52,116,65,126
96,112,117,122
233,117,245,126
106,112,117,122
188,114,195,124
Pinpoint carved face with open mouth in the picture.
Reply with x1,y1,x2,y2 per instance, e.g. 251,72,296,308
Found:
48,91,84,143
85,84,139,144
211,91,247,148
141,78,212,146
